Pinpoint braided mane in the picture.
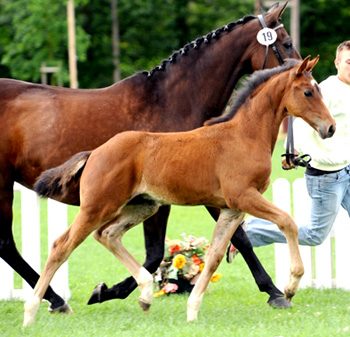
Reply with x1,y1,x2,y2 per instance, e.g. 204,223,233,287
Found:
144,15,256,78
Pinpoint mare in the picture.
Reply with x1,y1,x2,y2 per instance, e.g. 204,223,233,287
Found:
0,3,297,312
25,56,336,326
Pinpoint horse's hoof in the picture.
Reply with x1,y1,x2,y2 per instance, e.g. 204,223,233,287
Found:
268,296,292,309
48,302,73,314
87,283,108,305
138,299,151,312
284,290,295,301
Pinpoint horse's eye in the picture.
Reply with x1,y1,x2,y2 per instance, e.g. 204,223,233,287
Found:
304,90,313,97
283,41,293,49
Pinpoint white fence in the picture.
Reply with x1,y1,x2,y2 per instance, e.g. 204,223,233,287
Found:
0,183,70,301
273,178,350,290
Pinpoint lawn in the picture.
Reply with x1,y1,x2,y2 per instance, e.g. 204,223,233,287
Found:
1,139,350,337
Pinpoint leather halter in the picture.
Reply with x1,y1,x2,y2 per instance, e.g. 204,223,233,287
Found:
257,14,284,69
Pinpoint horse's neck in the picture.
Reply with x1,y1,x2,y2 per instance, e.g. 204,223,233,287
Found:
234,77,288,153
151,22,256,124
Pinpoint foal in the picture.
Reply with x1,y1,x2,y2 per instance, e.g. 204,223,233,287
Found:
24,57,335,325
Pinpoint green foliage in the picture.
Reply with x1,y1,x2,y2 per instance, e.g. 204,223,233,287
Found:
111,0,254,81
0,0,348,86
300,0,350,81
0,0,90,84
0,0,255,87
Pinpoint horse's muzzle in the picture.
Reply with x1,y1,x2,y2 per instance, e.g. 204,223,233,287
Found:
319,122,336,139
327,124,336,138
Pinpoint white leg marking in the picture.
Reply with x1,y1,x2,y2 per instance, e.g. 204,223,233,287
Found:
23,295,41,327
137,267,153,307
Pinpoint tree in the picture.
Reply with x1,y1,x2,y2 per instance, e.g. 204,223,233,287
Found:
300,0,350,81
0,0,89,84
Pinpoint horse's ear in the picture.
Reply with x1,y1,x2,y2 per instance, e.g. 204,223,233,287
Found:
305,55,320,72
267,2,288,19
267,2,280,13
296,56,311,75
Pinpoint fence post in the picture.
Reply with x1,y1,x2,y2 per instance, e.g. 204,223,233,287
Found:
334,207,350,289
19,184,41,300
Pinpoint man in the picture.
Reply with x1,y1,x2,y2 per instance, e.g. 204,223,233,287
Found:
244,41,350,247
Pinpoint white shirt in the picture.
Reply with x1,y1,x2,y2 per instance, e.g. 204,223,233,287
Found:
294,75,350,171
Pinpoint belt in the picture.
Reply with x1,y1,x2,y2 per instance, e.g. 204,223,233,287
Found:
306,165,343,176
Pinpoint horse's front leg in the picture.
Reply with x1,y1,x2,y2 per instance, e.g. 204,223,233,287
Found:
23,211,95,327
187,209,244,322
238,189,304,300
205,206,288,308
0,184,68,313
87,205,170,305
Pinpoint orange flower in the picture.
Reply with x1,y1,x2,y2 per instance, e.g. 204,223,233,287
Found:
199,262,205,272
191,254,202,265
168,244,181,255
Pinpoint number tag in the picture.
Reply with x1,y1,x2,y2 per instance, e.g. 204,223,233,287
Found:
256,28,277,46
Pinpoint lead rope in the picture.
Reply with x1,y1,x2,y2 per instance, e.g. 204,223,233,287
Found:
282,116,311,168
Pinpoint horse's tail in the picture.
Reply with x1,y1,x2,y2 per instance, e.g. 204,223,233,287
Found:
34,151,91,199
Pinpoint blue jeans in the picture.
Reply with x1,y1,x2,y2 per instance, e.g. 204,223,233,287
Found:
246,165,350,247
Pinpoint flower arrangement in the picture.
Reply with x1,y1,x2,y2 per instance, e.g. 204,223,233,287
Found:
154,233,222,296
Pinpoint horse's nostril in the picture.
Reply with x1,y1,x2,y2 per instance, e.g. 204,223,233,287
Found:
328,124,336,137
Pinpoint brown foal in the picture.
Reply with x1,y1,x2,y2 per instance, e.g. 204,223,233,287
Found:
24,56,335,325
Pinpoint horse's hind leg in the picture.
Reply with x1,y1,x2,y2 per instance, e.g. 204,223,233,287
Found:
205,206,289,308
0,183,67,312
187,209,244,322
93,202,160,311
88,205,170,304
23,211,97,327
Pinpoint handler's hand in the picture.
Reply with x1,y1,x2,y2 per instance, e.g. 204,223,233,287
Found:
281,151,299,170
281,158,296,170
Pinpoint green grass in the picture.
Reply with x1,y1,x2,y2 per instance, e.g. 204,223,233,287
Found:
1,139,350,337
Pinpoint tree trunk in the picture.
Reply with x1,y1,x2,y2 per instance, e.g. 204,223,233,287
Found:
67,0,78,88
254,0,264,14
111,0,121,82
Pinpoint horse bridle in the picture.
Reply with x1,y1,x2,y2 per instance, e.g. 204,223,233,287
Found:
257,14,284,69
258,14,311,169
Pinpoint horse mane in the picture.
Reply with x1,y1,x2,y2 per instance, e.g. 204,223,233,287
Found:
143,15,256,78
204,59,301,126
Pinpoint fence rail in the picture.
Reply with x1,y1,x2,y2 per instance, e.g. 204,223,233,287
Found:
0,183,70,301
273,178,350,290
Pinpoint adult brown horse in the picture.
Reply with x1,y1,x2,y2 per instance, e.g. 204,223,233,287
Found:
25,56,336,326
0,3,296,312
